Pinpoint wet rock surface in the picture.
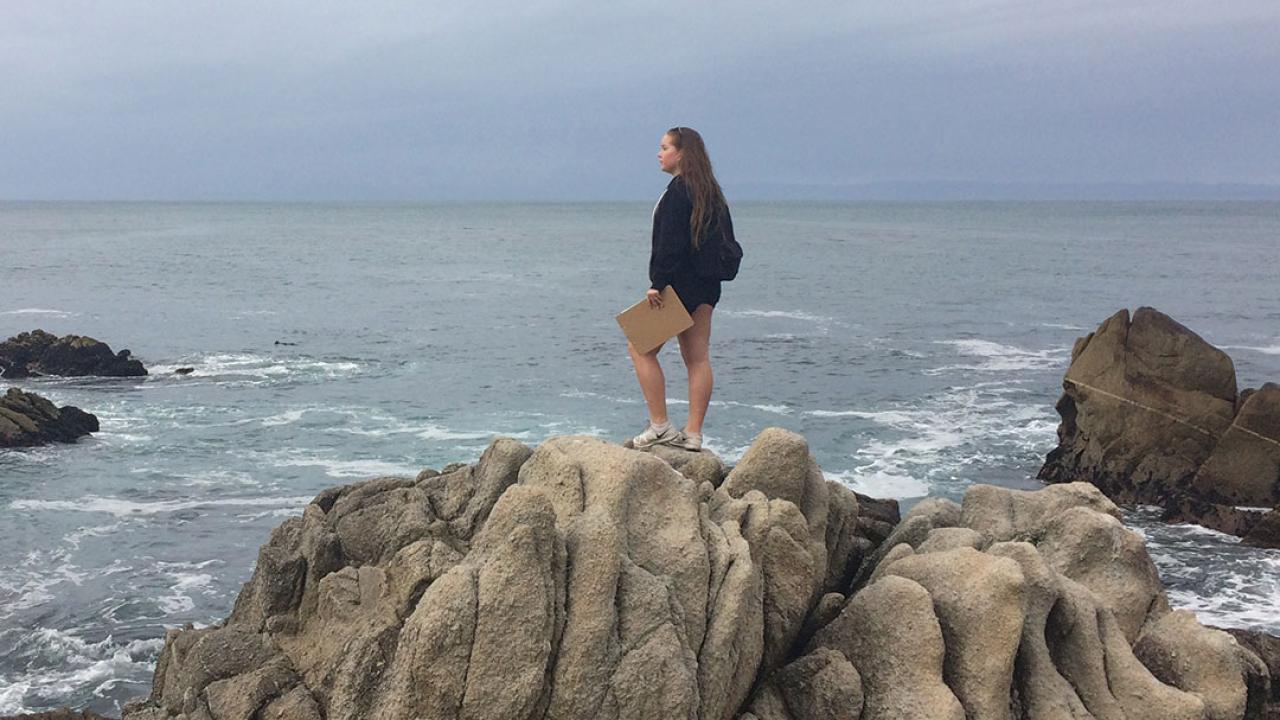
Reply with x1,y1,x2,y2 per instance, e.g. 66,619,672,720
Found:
117,428,1271,720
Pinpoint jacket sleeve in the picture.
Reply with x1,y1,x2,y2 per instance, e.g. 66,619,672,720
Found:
649,188,691,291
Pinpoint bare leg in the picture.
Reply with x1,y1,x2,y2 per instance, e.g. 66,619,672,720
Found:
628,341,668,425
678,305,714,435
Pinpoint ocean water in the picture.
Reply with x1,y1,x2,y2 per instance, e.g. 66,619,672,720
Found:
1,200,1278,715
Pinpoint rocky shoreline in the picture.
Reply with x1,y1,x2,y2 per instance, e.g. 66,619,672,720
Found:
100,428,1272,720
7,309,1279,719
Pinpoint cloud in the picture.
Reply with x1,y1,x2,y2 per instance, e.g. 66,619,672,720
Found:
2,1,1277,199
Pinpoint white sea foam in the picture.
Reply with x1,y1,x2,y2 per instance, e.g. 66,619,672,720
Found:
0,629,163,715
1162,552,1280,631
157,572,215,615
561,389,640,404
100,431,155,444
703,400,792,415
810,382,1058,499
147,353,363,384
0,546,102,620
0,446,57,464
825,469,932,499
63,523,123,551
1039,322,1086,331
1219,344,1280,356
172,469,259,487
157,559,222,571
239,507,307,520
806,409,919,424
251,405,401,434
724,309,837,324
0,574,58,619
0,308,77,318
0,683,29,715
273,456,418,479
418,424,525,441
261,409,307,427
1125,507,1280,633
531,421,611,441
925,339,1069,374
705,443,751,464
9,495,313,517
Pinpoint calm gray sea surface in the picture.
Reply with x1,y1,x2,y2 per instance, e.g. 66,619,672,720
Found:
1,201,1278,714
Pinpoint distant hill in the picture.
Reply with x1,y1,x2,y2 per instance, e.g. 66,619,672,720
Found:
727,180,1280,202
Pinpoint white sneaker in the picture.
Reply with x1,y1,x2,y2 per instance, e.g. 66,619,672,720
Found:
669,431,702,451
632,423,678,448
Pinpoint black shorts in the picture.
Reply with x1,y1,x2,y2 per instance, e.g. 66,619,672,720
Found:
671,275,721,315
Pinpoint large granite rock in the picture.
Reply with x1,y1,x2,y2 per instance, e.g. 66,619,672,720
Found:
122,430,1269,720
0,329,147,378
1039,308,1280,547
1038,307,1237,503
0,387,99,447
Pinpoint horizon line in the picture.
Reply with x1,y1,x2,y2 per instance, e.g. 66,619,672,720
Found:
4,181,1277,205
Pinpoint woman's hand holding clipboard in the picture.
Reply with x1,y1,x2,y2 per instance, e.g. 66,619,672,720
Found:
616,286,693,354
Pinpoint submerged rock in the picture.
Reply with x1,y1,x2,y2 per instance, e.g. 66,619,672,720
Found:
0,387,99,447
1039,307,1280,547
0,329,147,378
123,429,1270,720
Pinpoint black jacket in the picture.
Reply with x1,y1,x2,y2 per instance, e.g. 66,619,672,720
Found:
649,176,734,291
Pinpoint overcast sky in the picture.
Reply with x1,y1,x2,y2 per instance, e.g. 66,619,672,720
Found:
2,1,1277,201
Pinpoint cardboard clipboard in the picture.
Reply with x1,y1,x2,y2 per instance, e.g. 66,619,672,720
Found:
616,286,694,354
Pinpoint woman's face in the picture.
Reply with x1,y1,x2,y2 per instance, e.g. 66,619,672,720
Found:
658,134,682,175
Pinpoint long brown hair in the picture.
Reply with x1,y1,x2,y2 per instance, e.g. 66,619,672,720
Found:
667,126,727,250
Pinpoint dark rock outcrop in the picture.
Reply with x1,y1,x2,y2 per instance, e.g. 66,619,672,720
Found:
121,429,1267,720
1039,308,1280,547
0,387,99,447
0,329,147,378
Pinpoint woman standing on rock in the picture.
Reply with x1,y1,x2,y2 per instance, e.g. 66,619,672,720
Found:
629,126,736,452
